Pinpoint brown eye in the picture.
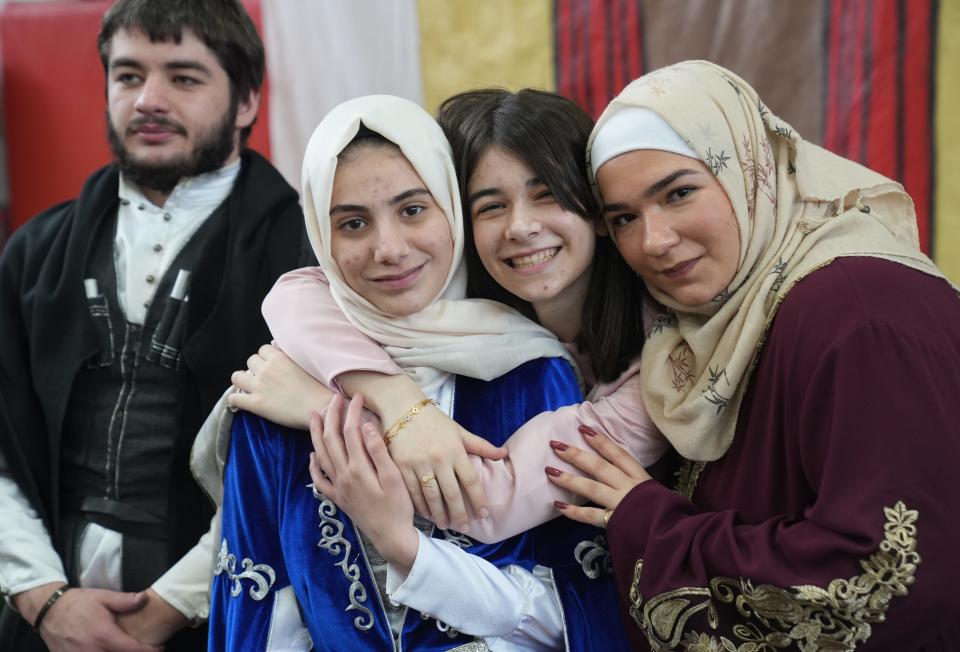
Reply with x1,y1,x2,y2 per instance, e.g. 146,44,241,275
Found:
667,186,696,202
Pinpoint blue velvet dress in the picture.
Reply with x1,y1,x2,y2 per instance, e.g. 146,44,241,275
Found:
209,357,630,651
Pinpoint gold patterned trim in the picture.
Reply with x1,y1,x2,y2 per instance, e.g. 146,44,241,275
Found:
630,501,920,651
674,459,707,500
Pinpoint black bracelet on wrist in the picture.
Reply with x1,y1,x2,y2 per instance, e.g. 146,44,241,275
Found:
32,585,71,632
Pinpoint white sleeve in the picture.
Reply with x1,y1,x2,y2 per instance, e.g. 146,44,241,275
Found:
386,531,562,651
150,508,220,622
0,462,67,601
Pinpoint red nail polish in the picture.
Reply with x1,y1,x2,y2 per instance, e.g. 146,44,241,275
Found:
549,440,569,451
578,425,597,437
554,501,568,510
545,466,562,477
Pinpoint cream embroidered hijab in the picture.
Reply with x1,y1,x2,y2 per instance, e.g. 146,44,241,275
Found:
301,95,574,390
588,61,948,462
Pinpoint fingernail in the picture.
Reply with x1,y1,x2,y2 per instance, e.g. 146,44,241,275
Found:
554,501,568,510
479,507,490,518
578,425,597,437
545,466,562,477
459,523,470,533
549,440,569,451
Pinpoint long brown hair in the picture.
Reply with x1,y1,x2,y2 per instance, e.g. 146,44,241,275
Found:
437,88,645,383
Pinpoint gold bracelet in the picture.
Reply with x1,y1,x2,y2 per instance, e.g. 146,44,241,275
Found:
383,398,437,446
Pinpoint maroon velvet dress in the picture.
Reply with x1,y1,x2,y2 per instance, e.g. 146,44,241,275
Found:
607,257,960,650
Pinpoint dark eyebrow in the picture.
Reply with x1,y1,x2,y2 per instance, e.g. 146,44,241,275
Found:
468,177,544,207
109,57,143,71
601,168,700,213
644,169,699,198
108,57,212,77
468,187,500,206
165,60,214,77
389,188,431,205
330,203,368,216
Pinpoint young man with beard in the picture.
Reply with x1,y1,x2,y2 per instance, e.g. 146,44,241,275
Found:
0,1,309,650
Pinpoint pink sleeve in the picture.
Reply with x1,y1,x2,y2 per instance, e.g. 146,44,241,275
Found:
467,360,667,543
261,267,402,389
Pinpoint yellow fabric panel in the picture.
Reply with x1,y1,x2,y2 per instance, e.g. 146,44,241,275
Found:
417,0,554,114
936,0,960,283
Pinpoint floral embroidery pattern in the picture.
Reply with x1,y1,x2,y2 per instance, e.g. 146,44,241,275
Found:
774,125,793,139
574,535,613,579
756,99,769,121
641,74,669,97
769,259,788,294
316,497,376,631
215,538,276,601
674,459,707,500
711,289,732,304
702,366,731,413
705,148,732,176
649,312,678,338
669,342,695,391
741,135,777,216
629,502,921,652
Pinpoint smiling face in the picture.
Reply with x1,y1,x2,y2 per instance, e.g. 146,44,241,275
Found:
468,146,596,314
596,149,740,307
329,145,454,317
106,28,258,191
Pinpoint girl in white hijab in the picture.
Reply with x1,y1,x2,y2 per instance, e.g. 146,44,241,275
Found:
207,95,629,652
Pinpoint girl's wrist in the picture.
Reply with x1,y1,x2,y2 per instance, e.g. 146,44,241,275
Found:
378,526,420,576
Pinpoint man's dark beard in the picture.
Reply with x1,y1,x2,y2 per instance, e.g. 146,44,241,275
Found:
107,106,237,194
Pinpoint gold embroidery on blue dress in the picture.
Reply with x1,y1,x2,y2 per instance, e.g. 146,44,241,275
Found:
214,539,276,601
574,535,613,579
315,497,375,631
628,501,920,651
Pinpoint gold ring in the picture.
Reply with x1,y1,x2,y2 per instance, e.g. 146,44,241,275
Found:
420,474,436,488
602,508,613,528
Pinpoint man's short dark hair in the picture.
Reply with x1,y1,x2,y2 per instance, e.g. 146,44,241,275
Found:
98,0,265,142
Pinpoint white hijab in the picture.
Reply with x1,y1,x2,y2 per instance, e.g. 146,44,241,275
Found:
300,95,575,390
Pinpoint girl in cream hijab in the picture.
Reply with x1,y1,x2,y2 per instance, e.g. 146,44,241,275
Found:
208,95,628,652
545,61,960,650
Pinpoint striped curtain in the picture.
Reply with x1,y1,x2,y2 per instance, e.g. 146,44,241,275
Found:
3,0,957,282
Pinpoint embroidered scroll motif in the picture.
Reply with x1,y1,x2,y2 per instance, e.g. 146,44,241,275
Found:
629,501,920,651
674,459,707,500
442,529,476,549
419,611,461,638
215,539,276,601
574,535,613,579
316,498,375,631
